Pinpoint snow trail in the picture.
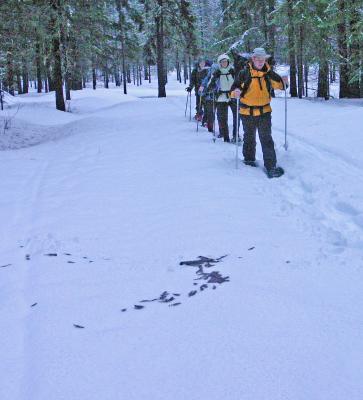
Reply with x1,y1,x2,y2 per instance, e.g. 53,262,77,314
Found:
1,85,363,400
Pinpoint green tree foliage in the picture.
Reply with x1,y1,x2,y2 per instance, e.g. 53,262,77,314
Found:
0,0,362,105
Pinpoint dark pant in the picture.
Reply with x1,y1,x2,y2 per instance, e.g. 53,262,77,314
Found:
204,99,215,131
195,93,202,116
241,112,276,170
216,100,238,142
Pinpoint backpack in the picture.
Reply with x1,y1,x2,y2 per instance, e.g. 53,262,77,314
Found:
212,68,235,96
239,66,272,98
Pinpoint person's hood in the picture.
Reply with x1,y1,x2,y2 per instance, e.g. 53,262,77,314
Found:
217,54,230,65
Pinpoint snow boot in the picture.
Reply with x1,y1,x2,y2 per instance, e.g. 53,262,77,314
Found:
266,166,284,178
244,160,257,167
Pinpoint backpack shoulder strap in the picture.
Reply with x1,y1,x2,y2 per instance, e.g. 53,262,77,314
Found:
240,67,252,97
264,73,272,96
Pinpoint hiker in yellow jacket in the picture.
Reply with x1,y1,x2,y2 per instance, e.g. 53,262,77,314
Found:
231,48,288,178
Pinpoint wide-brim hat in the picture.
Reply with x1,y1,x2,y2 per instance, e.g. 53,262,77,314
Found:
251,48,270,58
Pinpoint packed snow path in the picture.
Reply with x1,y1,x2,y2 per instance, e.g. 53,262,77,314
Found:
1,83,363,400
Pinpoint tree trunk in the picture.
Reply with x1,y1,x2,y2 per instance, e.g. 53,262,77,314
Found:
115,67,121,86
51,0,65,111
45,51,54,91
105,67,109,88
65,79,71,100
347,0,360,97
35,39,43,93
17,73,22,95
176,49,181,82
267,0,276,58
139,65,142,85
60,27,71,99
183,57,188,84
317,60,329,100
287,0,297,97
92,67,97,90
304,61,309,97
330,64,336,83
156,0,166,97
127,66,131,83
6,49,15,95
261,2,268,44
337,0,349,98
22,60,29,94
297,24,304,98
115,0,128,94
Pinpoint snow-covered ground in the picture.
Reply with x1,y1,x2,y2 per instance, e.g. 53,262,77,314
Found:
1,76,363,400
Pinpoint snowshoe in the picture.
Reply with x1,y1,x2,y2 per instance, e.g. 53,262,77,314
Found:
265,166,284,179
243,160,257,167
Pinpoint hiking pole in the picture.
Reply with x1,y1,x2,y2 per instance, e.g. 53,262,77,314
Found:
235,98,240,169
189,92,192,121
212,93,216,143
196,95,202,133
184,92,189,117
283,80,288,151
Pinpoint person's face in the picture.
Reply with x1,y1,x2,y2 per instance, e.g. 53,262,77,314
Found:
252,56,266,70
220,59,229,68
199,61,206,69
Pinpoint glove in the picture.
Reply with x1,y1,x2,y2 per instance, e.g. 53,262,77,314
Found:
186,87,192,92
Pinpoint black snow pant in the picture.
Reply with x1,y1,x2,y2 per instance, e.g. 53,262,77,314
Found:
216,100,237,142
241,112,277,170
204,99,215,132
